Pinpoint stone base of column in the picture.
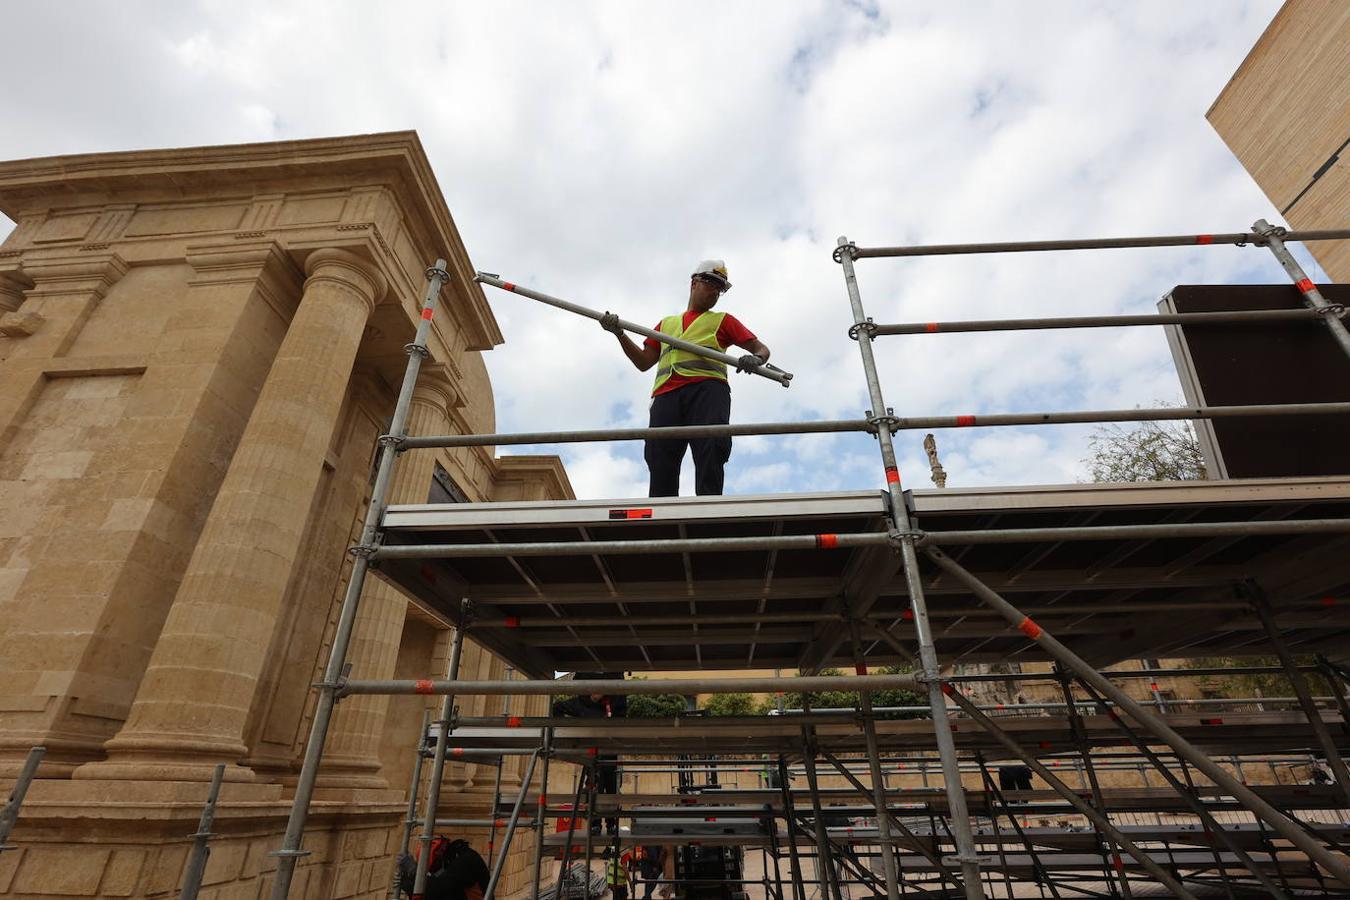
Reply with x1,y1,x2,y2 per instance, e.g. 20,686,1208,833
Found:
73,734,258,783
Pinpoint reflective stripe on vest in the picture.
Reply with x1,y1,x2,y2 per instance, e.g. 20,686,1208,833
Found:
652,311,728,394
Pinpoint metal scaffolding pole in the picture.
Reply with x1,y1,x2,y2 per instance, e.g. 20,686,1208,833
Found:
1248,585,1350,806
842,227,1350,258
412,612,470,899
342,673,920,697
777,758,809,900
1252,219,1350,360
0,746,43,854
530,728,555,900
582,765,597,900
398,400,1350,449
1054,671,1131,900
798,701,842,900
486,670,513,871
1071,678,1291,900
873,307,1328,335
922,545,1350,887
475,273,793,386
180,764,227,900
267,260,451,900
485,749,542,900
818,750,958,888
837,235,986,900
390,710,432,900
921,676,1200,899
848,622,901,900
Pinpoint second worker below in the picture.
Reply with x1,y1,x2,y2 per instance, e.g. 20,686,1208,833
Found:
601,259,771,497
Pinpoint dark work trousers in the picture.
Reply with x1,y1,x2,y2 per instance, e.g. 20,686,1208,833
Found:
645,380,732,497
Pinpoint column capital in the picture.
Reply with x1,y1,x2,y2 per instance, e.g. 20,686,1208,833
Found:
410,364,461,418
303,248,387,314
0,261,32,312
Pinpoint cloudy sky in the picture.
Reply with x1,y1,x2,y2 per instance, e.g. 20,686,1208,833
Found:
0,1,1325,499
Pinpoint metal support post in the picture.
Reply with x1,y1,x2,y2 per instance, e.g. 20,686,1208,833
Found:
390,710,432,900
797,705,842,900
971,755,1025,900
180,763,227,900
1055,670,1131,899
267,260,452,900
486,668,514,871
485,750,542,900
776,758,809,900
1252,219,1350,360
530,728,554,900
1248,584,1350,805
848,622,901,900
836,235,985,900
556,763,586,900
582,766,597,900
843,227,1350,258
0,746,43,853
412,610,470,900
921,545,1350,887
1173,756,1238,900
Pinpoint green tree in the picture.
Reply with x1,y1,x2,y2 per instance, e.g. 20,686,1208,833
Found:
1084,403,1207,483
785,667,925,720
627,692,689,718
702,692,758,716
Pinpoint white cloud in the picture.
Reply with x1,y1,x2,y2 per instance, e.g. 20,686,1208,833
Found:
1,0,1323,499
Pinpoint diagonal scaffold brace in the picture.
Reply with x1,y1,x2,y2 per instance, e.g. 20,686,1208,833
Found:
475,272,794,386
921,544,1350,888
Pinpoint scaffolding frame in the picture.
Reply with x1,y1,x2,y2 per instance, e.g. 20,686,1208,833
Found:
263,221,1350,900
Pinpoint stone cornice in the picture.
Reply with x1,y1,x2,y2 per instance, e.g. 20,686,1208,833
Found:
0,132,502,350
493,455,577,500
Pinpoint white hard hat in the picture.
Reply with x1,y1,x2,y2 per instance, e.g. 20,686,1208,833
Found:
691,259,732,291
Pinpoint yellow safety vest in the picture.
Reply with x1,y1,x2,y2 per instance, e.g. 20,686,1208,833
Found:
606,856,628,886
652,311,729,395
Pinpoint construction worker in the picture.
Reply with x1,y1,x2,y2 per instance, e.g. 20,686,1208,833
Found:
606,847,634,900
601,260,770,497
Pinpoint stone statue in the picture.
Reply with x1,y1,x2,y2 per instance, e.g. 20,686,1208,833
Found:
924,433,948,488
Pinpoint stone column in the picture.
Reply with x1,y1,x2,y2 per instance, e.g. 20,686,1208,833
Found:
317,379,456,789
78,248,386,782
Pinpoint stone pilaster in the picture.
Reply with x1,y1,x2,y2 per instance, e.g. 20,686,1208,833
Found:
317,379,456,789
76,248,387,782
0,252,126,359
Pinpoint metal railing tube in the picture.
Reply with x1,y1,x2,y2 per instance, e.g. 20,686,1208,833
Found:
372,531,891,560
342,672,919,697
850,227,1350,258
874,307,1328,335
922,545,1350,887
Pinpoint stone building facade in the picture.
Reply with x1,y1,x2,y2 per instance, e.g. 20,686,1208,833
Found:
1207,0,1349,281
0,133,570,898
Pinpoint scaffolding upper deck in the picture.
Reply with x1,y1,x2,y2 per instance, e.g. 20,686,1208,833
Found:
375,475,1350,678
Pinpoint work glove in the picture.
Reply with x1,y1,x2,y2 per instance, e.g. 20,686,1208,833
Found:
599,312,623,334
736,354,763,373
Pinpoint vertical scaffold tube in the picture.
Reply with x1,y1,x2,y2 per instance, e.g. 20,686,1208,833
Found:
268,260,452,900
0,746,43,852
1253,219,1350,360
798,698,842,900
485,750,542,900
412,616,469,898
530,728,555,900
180,763,227,900
390,710,432,900
836,236,986,900
849,622,901,900
486,668,514,871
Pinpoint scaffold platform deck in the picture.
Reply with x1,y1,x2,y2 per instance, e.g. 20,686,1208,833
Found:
376,477,1350,675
